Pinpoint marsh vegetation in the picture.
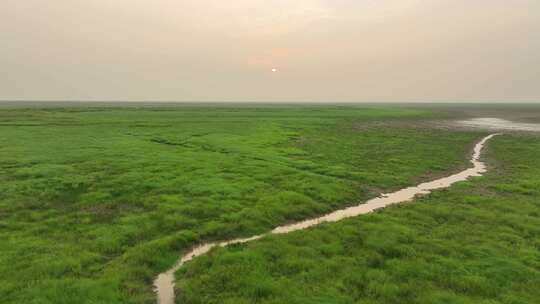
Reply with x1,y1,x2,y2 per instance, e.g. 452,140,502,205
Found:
177,133,540,304
0,104,537,304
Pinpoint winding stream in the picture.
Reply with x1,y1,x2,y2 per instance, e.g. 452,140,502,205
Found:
154,133,500,304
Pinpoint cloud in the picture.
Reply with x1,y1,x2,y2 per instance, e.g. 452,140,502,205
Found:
0,0,539,101
191,0,335,38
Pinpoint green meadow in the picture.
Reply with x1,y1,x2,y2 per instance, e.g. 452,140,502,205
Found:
1,104,533,304
177,133,540,304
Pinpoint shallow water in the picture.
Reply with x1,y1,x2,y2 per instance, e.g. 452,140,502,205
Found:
154,133,500,304
154,235,263,304
458,118,540,132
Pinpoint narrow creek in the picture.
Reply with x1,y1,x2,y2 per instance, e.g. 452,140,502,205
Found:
154,133,500,304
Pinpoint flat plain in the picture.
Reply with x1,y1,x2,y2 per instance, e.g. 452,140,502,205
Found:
0,104,538,304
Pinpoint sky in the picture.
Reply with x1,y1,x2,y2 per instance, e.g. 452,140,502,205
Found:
1,0,539,102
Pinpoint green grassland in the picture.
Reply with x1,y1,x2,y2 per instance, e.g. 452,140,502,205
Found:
0,105,483,303
177,133,540,304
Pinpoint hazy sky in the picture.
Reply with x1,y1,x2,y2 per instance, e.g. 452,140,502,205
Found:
1,0,539,102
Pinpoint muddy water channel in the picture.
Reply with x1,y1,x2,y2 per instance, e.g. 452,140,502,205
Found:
154,133,500,304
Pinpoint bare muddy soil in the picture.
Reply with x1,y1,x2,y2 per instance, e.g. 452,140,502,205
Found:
353,116,540,134
456,118,540,132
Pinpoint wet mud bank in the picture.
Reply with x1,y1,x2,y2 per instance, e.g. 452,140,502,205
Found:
457,118,540,132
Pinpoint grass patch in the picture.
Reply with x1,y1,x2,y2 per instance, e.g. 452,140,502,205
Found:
177,134,540,304
0,105,480,303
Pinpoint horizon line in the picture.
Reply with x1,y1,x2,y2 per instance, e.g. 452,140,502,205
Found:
1,100,540,105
